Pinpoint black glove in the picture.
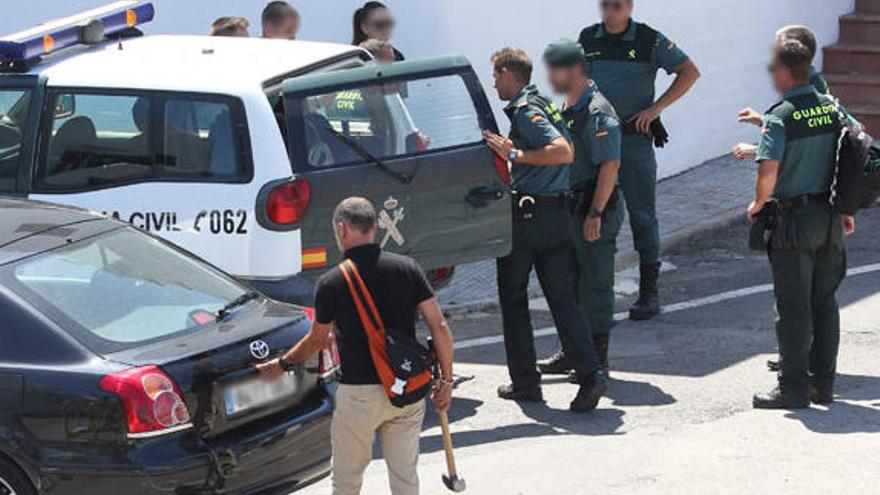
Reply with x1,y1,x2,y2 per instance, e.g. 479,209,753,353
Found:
622,117,670,148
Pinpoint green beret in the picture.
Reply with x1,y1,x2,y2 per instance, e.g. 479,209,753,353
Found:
543,38,585,67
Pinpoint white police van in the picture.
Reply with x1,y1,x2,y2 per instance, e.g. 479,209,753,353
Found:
0,1,512,304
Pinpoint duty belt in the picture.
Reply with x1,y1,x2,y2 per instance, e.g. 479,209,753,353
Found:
512,192,570,209
777,192,831,210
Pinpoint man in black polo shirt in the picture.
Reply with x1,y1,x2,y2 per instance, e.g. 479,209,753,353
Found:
257,197,454,495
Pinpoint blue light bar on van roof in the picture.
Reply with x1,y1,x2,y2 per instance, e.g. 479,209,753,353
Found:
0,1,154,64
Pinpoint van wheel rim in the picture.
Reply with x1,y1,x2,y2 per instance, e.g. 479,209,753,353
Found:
0,477,15,495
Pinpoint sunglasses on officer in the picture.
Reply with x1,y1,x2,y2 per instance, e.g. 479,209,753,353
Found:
601,0,626,11
370,18,395,31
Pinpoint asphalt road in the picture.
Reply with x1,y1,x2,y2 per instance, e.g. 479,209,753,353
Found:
300,206,880,495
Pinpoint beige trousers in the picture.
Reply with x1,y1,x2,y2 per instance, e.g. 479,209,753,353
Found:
331,384,426,495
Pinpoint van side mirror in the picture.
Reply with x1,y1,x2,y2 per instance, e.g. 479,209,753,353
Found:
53,94,75,119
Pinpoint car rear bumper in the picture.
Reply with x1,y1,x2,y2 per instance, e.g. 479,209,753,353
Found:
40,384,336,495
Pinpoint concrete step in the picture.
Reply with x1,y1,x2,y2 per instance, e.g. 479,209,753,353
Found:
840,13,880,44
824,43,880,73
824,72,880,105
848,104,880,133
857,0,880,14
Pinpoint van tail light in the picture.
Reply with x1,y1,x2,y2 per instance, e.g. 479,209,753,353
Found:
494,155,511,185
100,366,192,438
267,179,311,225
319,332,341,380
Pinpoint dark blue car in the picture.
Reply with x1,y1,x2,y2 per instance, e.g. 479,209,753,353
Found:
0,198,338,494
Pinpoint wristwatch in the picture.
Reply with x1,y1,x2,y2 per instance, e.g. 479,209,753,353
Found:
508,149,522,162
588,207,604,219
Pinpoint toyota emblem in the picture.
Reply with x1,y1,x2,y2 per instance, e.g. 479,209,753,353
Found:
250,340,270,360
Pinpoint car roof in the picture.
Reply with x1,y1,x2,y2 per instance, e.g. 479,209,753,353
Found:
0,198,114,264
30,35,367,93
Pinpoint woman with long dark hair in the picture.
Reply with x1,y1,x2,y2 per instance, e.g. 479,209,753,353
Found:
352,2,404,61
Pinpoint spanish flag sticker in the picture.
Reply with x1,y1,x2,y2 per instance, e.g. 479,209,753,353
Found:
302,248,328,269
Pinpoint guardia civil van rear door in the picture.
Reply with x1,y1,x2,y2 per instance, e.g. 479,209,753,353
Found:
270,55,512,275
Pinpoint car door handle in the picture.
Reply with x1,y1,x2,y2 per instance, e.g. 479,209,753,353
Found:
466,185,505,208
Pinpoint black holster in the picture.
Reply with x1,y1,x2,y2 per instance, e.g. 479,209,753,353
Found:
571,183,619,220
749,200,779,252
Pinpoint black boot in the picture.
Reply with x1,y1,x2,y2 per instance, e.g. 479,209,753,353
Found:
810,380,834,405
537,350,572,375
629,263,661,321
497,384,543,403
752,382,810,409
568,336,612,384
570,371,608,413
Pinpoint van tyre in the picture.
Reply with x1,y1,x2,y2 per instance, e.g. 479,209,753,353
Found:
0,458,36,495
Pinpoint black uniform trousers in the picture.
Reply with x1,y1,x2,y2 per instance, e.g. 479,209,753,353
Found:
768,203,846,387
497,198,600,389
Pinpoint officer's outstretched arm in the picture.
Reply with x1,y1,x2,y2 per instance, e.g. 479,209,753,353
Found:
518,137,574,166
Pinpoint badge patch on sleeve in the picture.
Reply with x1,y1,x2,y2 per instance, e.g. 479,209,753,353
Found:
596,130,610,138
531,114,546,123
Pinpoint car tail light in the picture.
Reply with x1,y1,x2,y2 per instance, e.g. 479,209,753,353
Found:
494,155,511,185
319,332,341,379
301,306,316,322
267,179,311,225
100,366,191,438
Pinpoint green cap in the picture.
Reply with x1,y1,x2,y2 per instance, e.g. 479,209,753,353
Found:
543,38,585,67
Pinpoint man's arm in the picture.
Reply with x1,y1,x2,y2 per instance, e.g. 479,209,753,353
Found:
256,321,332,380
419,297,454,412
631,59,700,134
749,160,779,221
583,159,620,242
484,133,574,166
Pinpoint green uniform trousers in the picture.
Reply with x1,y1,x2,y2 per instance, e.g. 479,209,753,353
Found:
620,134,660,265
571,192,625,338
768,204,846,387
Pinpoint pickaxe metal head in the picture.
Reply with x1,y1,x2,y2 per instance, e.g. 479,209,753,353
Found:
442,474,466,492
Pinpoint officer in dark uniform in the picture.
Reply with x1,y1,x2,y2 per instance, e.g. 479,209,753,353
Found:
579,0,700,321
538,40,623,378
484,47,607,412
734,25,835,163
751,40,856,409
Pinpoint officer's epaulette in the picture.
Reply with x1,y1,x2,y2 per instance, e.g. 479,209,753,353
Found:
765,100,788,116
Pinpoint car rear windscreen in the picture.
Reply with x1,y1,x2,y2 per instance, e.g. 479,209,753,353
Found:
0,228,249,352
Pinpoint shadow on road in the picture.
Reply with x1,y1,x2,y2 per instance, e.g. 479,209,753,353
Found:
418,403,625,456
784,373,880,434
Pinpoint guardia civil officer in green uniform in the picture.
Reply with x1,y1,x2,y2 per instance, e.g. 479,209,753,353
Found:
579,0,700,321
751,40,856,409
537,40,624,378
484,47,607,412
734,25,834,163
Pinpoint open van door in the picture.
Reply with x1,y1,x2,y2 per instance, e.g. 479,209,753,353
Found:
274,55,512,275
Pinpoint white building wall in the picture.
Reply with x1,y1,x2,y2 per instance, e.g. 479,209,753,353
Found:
6,0,855,177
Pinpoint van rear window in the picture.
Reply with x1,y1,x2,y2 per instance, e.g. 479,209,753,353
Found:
291,74,483,169
34,90,252,192
0,89,32,193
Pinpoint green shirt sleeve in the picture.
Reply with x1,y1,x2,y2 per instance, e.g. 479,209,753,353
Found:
654,31,689,74
514,107,562,149
588,113,622,165
756,113,786,162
